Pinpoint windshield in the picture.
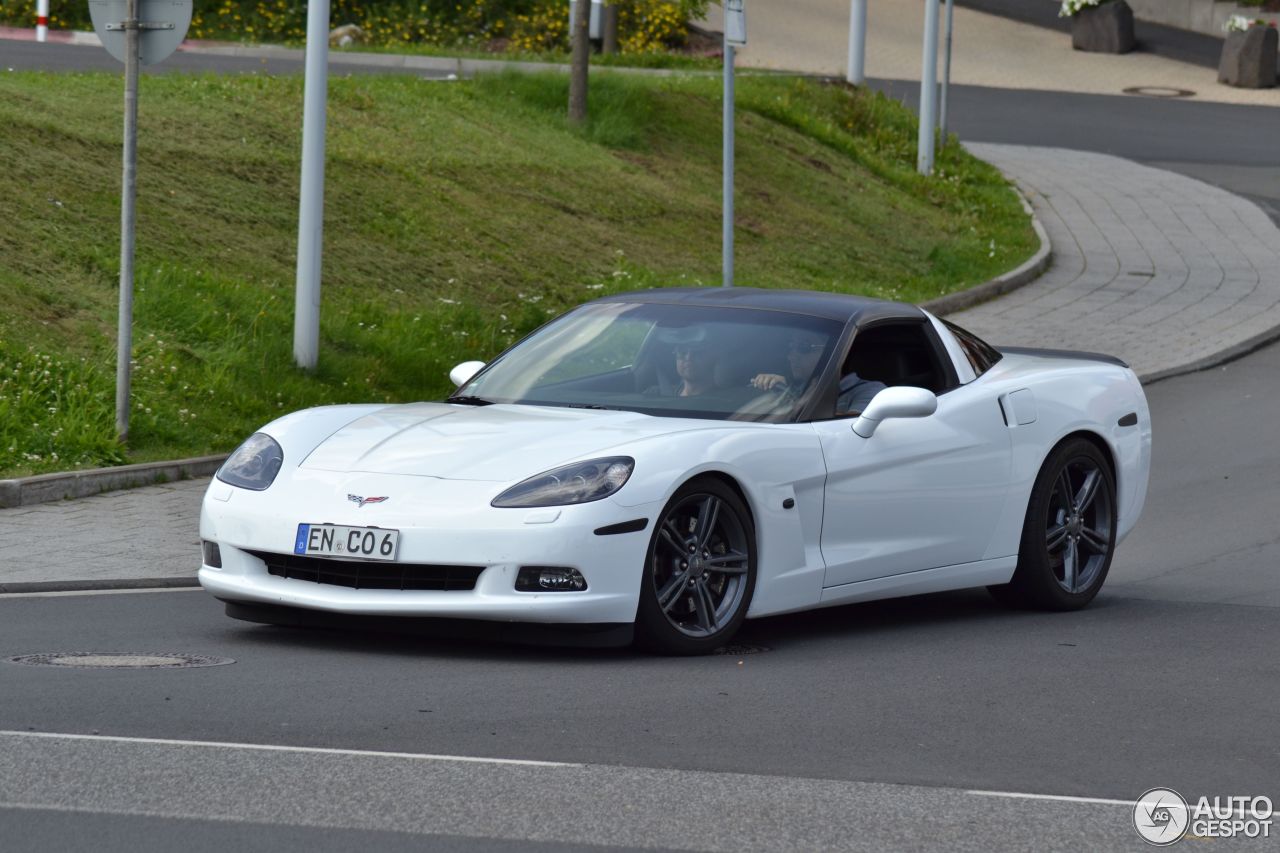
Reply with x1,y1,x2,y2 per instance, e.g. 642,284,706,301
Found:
455,302,844,422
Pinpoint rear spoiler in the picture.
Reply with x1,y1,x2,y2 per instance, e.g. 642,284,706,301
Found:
999,347,1129,369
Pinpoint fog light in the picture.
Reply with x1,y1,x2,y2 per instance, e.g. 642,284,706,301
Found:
202,540,222,568
515,566,587,592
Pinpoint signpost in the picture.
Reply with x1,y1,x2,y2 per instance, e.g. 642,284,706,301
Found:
88,0,191,443
36,0,49,42
723,0,745,288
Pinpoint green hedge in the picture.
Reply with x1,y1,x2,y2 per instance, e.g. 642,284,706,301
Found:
0,0,709,50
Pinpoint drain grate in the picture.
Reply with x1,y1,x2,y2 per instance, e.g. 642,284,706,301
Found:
5,652,235,669
713,643,771,656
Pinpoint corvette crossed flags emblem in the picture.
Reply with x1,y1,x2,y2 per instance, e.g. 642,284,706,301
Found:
347,494,389,508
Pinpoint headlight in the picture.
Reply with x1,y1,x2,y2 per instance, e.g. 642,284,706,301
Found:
492,457,634,508
217,433,284,491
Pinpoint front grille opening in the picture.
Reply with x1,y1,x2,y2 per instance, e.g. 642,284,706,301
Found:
248,551,483,591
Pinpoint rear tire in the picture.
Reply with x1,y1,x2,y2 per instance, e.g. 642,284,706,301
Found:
635,477,757,655
988,437,1117,611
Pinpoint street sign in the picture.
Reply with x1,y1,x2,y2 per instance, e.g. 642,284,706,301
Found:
568,0,605,41
725,0,746,46
89,0,191,66
88,0,192,441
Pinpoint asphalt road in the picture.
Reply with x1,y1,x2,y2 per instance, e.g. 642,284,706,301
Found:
5,27,1279,853
3,337,1278,850
869,79,1280,224
0,726,1147,852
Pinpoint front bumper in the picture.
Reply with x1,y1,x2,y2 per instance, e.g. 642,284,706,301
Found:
198,471,657,625
221,600,635,647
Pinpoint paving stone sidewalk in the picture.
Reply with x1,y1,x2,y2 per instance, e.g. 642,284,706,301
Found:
0,479,206,588
954,144,1280,381
4,146,1280,589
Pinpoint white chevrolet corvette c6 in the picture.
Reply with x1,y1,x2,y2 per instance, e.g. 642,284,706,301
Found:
199,288,1152,654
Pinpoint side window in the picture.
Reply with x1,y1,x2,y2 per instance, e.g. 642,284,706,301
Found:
837,321,955,415
942,319,1003,377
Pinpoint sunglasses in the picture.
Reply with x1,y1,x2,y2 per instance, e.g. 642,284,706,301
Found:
674,346,712,357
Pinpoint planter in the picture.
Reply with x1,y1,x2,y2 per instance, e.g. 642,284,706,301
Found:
1219,27,1278,88
1072,1,1137,54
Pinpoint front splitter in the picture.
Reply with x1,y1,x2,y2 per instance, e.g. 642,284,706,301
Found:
221,599,634,649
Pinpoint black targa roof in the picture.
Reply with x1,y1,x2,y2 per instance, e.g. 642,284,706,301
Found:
591,287,925,326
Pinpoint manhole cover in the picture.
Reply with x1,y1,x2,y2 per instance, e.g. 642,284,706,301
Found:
713,643,771,656
5,653,235,669
1122,86,1195,99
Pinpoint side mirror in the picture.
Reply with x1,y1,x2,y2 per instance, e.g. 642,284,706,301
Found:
852,386,937,438
449,360,486,388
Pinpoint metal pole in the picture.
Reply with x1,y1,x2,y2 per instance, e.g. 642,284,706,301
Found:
115,0,139,443
917,0,940,176
293,0,329,370
847,0,866,85
568,0,590,123
722,42,734,288
36,0,49,42
939,0,955,145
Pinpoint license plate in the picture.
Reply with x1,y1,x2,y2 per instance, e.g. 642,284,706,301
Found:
294,524,400,561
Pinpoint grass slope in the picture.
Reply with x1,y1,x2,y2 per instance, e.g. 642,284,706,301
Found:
0,70,1035,477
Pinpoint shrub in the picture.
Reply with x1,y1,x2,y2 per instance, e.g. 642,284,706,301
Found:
0,0,707,53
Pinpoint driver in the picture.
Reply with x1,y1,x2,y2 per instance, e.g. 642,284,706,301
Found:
750,330,886,414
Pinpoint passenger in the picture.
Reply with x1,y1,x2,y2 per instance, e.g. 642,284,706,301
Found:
645,325,723,397
672,340,720,397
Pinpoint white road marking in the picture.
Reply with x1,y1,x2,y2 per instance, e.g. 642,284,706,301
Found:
966,789,1132,807
0,730,580,768
0,799,244,823
0,732,1185,815
0,587,201,599
970,789,1270,818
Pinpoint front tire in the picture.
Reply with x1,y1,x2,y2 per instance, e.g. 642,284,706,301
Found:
989,437,1117,610
635,477,757,655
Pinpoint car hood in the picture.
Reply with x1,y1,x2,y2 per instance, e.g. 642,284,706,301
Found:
298,402,706,481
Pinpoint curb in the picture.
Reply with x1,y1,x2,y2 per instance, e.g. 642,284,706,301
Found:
921,185,1053,318
1137,321,1280,385
0,454,227,509
0,577,200,594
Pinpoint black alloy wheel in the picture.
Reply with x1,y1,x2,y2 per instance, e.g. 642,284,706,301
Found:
989,437,1117,610
635,477,757,655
